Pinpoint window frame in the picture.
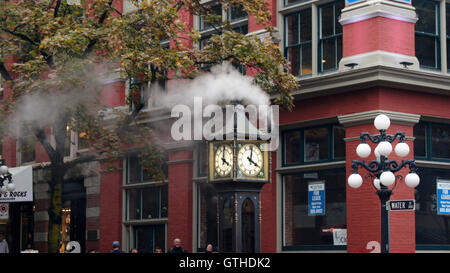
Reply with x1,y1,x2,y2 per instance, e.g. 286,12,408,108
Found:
281,168,347,251
125,185,168,221
414,121,450,163
281,124,346,167
284,8,313,77
318,0,344,73
413,0,441,70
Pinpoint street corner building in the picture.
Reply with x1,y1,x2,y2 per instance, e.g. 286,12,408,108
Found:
0,0,450,253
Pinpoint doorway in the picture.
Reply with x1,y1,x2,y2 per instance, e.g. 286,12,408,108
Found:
134,225,165,253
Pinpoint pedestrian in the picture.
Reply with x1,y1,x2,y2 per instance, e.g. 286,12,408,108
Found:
204,244,214,253
130,248,138,253
87,249,98,253
109,241,124,253
0,233,9,253
167,238,188,253
154,246,163,253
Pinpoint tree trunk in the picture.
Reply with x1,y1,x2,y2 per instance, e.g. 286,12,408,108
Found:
47,172,63,253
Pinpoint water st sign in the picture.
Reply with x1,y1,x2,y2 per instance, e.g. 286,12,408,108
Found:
437,180,450,215
308,181,325,215
387,200,415,211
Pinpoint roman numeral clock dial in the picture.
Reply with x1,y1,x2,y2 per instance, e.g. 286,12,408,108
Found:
214,144,233,177
237,144,263,177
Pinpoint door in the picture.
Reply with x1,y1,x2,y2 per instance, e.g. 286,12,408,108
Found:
241,198,255,253
134,225,165,253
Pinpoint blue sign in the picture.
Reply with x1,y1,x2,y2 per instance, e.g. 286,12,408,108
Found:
437,180,450,215
345,0,366,5
308,182,325,216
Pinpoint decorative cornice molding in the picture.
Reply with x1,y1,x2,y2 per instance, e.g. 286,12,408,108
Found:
338,110,421,127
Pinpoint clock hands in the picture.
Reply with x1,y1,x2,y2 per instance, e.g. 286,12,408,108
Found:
247,145,259,167
221,145,230,166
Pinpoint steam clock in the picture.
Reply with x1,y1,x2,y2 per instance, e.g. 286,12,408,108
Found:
208,105,270,253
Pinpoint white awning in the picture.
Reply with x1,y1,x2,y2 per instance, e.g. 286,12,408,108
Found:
0,165,33,202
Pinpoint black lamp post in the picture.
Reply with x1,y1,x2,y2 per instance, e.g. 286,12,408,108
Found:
0,159,14,194
347,114,420,253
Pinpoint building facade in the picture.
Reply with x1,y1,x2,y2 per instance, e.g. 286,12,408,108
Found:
1,0,450,253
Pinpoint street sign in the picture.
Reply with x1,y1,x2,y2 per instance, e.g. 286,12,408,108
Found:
387,200,415,211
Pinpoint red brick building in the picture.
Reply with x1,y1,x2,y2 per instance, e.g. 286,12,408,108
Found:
1,0,450,253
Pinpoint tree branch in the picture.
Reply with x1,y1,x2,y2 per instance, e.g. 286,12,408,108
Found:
1,27,38,46
32,125,60,164
63,154,98,171
54,0,62,17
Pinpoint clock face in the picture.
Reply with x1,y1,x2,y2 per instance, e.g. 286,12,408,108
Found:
214,144,233,177
237,144,263,177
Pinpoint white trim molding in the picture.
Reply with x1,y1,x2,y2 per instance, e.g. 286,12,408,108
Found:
338,110,421,127
339,50,420,71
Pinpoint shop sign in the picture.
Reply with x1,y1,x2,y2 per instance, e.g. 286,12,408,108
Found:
308,181,325,215
0,203,8,220
437,180,450,215
0,166,33,202
333,229,347,246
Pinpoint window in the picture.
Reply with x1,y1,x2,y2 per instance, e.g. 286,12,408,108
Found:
282,124,345,166
126,154,169,184
415,168,450,248
126,186,168,220
413,0,440,69
319,0,344,72
197,183,218,251
285,9,313,77
283,168,346,249
414,122,450,161
134,225,166,253
199,3,223,31
19,126,36,163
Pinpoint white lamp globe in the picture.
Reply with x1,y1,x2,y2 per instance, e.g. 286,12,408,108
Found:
0,165,8,175
348,173,363,188
373,178,381,190
356,143,371,158
6,183,15,192
374,114,391,130
377,141,392,157
395,142,410,157
405,173,420,188
380,171,396,187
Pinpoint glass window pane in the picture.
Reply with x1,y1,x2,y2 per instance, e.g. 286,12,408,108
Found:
153,225,166,253
415,35,437,68
333,125,345,159
337,35,343,65
321,38,336,71
284,130,301,164
304,127,329,162
431,123,450,159
283,169,346,247
447,38,450,71
198,183,218,250
230,5,247,21
287,47,301,77
447,3,450,36
285,0,301,5
128,156,141,183
127,189,141,220
198,142,208,176
286,14,299,46
300,10,312,42
142,187,159,219
201,4,222,30
414,122,427,157
321,5,334,37
335,1,345,35
415,168,450,245
414,0,437,34
301,43,312,75
160,185,168,218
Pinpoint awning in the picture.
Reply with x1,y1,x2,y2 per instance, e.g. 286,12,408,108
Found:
0,165,33,202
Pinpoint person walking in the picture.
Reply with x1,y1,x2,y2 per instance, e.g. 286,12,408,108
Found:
204,244,214,253
0,233,9,253
167,238,188,253
109,241,124,253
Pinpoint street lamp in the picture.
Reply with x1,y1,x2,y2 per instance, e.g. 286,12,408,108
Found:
347,114,419,253
0,159,14,194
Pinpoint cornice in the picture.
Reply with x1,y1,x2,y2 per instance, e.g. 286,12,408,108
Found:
338,110,421,127
288,66,450,100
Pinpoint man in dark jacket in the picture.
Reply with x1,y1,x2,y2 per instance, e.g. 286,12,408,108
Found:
167,238,188,253
109,241,124,253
